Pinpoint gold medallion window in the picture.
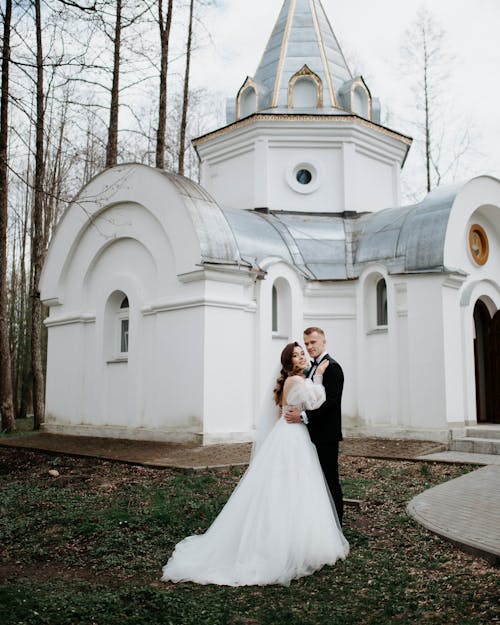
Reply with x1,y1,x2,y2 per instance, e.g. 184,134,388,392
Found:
468,224,489,266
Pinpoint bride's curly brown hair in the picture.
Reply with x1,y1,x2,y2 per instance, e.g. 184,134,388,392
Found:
273,341,304,406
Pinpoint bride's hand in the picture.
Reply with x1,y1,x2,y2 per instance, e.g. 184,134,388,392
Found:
316,360,329,375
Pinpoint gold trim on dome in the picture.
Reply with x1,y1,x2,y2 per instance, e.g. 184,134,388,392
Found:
272,0,296,108
288,65,323,108
468,224,489,266
192,114,413,147
309,0,337,106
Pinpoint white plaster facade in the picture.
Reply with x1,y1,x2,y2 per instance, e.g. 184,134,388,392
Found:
40,168,500,444
40,0,500,444
196,118,408,213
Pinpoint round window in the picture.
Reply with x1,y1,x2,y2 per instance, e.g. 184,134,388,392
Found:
296,168,312,185
468,224,489,266
286,161,319,194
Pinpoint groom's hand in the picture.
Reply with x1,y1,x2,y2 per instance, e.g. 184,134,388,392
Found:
284,407,302,423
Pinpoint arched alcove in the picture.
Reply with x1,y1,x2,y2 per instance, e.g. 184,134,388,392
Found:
288,65,322,109
293,77,318,108
352,84,369,119
238,86,257,119
271,277,292,338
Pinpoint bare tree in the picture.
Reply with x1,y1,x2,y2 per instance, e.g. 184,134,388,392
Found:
401,8,471,193
15,184,31,421
0,0,16,432
31,0,46,430
178,0,194,176
105,0,122,167
155,0,174,169
1,0,224,425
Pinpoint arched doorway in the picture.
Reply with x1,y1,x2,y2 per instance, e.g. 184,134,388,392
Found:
473,301,500,423
491,310,500,423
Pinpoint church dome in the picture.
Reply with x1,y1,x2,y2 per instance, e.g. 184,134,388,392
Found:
229,0,379,123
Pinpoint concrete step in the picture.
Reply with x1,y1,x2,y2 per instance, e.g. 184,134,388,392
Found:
450,437,500,455
463,426,500,440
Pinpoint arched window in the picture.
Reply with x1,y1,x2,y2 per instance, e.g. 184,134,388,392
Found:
376,278,388,326
272,285,278,332
104,291,130,362
119,296,129,354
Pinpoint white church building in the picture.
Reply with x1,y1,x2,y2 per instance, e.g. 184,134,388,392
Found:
40,0,500,445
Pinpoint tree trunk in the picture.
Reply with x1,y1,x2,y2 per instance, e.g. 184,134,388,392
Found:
17,193,30,419
155,0,174,170
0,0,16,433
31,0,46,430
105,0,122,168
178,0,194,176
422,37,431,193
8,225,17,402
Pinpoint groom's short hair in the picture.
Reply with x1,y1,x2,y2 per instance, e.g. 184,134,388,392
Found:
304,326,325,337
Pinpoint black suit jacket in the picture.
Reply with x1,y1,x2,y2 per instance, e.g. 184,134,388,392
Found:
306,354,344,444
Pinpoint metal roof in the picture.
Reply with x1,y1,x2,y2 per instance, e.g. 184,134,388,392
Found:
352,184,461,275
164,172,241,265
212,185,462,279
147,171,461,281
253,0,352,112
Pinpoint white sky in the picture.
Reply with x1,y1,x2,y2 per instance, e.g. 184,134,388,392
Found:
190,0,500,195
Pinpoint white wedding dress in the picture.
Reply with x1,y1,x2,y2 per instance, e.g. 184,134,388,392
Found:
161,378,349,586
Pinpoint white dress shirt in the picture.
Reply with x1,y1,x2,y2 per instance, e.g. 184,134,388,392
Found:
302,351,328,424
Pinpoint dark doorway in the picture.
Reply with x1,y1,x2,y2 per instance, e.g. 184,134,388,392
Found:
490,310,500,423
473,301,500,423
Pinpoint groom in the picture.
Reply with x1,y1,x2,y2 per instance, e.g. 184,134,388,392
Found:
285,327,344,525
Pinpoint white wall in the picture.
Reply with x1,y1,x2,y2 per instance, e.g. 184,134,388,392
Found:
203,301,255,442
196,118,408,214
41,167,225,442
349,149,398,213
42,165,500,445
303,282,357,422
205,148,255,210
268,143,344,212
346,270,451,440
405,276,447,430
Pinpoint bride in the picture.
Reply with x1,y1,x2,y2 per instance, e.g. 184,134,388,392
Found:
161,342,349,586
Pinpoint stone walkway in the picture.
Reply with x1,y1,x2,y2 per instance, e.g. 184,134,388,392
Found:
1,432,499,563
417,450,500,465
407,464,500,565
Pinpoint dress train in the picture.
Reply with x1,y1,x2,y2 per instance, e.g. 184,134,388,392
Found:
161,379,349,586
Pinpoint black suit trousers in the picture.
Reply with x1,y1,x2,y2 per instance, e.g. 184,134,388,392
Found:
314,440,343,525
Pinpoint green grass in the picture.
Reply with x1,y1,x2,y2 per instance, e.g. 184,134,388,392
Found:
0,449,498,625
0,415,37,438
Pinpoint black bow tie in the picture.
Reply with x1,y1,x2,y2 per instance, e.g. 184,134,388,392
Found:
311,360,319,367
